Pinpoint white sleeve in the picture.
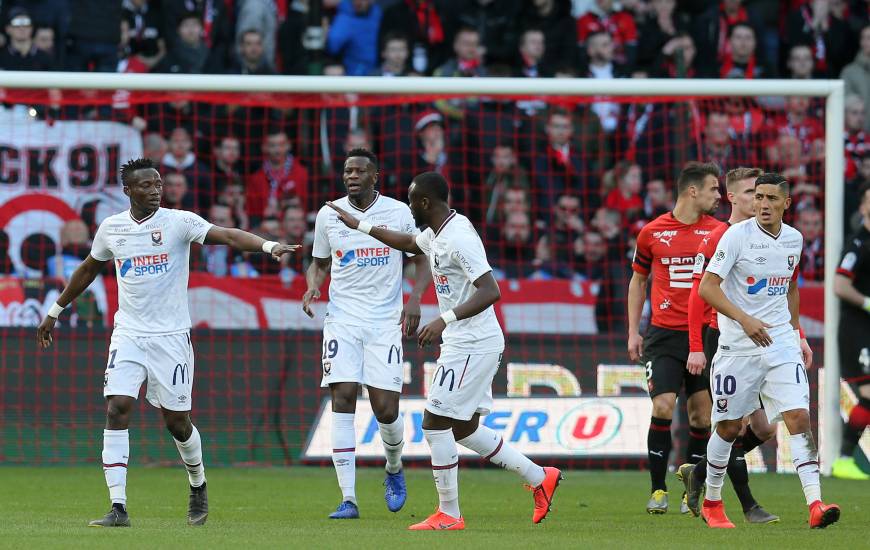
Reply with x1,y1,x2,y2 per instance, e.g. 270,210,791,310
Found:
312,208,331,259
450,230,492,283
400,205,421,257
179,211,213,244
89,222,113,261
706,226,741,279
415,228,433,256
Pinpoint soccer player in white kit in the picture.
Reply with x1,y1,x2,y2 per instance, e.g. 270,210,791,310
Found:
698,173,840,529
327,172,562,531
36,158,300,527
301,149,431,519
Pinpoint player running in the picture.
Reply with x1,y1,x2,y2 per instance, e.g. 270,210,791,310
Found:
698,172,840,529
832,181,870,481
36,158,300,527
326,171,561,530
302,148,431,519
628,162,722,514
678,167,791,523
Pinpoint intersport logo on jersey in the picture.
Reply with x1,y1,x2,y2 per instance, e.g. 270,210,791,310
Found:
746,276,790,296
117,253,170,277
335,247,391,267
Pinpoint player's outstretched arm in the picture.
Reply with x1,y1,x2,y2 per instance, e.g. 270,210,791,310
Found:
626,271,648,362
37,255,107,349
402,255,431,336
699,271,773,348
303,257,331,318
326,201,423,255
418,271,500,347
204,226,300,259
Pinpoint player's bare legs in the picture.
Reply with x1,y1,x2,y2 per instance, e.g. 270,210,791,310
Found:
781,408,840,528
161,408,208,525
367,386,406,512
411,410,560,530
329,382,360,517
89,395,135,527
647,392,676,513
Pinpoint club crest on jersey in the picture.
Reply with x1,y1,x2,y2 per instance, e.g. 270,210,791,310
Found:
151,230,162,246
716,398,728,413
787,255,796,270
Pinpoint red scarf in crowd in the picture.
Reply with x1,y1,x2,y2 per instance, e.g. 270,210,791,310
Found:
407,0,444,45
717,2,748,61
720,53,756,79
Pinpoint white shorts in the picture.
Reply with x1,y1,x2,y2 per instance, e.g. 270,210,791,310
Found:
103,332,195,411
426,349,504,421
319,321,403,392
710,346,809,425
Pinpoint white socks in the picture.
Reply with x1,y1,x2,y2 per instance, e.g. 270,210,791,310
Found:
457,425,546,486
102,429,129,505
332,412,357,504
378,417,404,474
424,428,460,518
790,432,821,505
174,424,206,487
704,431,734,501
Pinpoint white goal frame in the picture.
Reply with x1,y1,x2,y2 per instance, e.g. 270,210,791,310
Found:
0,72,845,474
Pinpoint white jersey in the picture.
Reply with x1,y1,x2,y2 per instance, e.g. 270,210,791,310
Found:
313,193,419,326
90,208,212,336
706,218,803,356
415,211,504,354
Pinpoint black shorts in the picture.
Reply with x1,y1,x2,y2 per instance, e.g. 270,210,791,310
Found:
838,314,870,387
643,325,709,398
704,326,720,370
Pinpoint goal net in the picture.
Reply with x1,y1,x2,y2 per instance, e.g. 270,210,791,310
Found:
0,73,855,473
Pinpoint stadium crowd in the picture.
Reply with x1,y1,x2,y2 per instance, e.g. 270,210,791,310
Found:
1,0,869,331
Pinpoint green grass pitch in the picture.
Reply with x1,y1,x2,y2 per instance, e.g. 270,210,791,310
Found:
0,467,865,549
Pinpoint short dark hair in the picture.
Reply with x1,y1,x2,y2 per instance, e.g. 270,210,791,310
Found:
346,147,378,169
729,22,755,39
121,158,157,187
381,31,409,47
677,161,720,194
755,172,791,196
413,171,449,202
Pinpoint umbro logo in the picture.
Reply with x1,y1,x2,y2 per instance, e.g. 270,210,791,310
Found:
754,256,767,263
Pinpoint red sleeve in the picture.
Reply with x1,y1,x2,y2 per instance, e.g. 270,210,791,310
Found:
619,12,638,43
576,15,596,41
631,227,652,275
245,172,265,216
688,276,706,353
791,265,800,282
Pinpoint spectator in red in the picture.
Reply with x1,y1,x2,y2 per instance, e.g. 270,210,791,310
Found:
785,0,851,77
246,129,309,226
514,28,552,78
380,0,449,74
533,108,591,216
845,95,868,180
691,111,752,170
692,0,763,69
520,0,577,71
576,0,638,69
122,0,166,71
718,23,771,78
795,204,824,282
434,27,486,120
536,193,584,278
604,161,644,224
765,96,825,162
582,31,628,133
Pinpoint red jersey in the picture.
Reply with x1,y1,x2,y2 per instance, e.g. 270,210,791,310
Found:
688,221,729,351
632,212,722,331
576,11,637,65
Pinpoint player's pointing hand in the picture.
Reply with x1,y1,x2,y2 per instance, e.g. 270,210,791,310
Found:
269,243,302,261
326,201,360,230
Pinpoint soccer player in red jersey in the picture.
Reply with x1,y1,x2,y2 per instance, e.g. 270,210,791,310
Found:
678,167,789,523
628,162,722,514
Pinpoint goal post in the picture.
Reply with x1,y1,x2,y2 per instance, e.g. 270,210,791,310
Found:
0,72,845,472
